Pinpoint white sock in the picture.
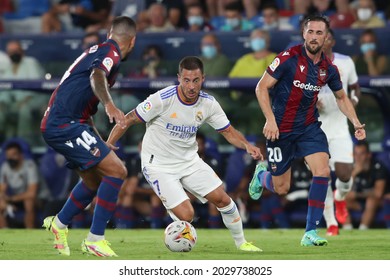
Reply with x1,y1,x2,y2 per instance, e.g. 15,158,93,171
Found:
335,178,353,200
323,185,338,227
87,232,105,242
217,198,246,247
54,215,67,229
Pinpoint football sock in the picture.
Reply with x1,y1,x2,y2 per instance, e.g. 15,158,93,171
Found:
335,178,353,200
383,199,390,228
57,180,96,227
217,198,246,247
90,176,123,236
259,171,275,193
323,184,338,227
306,176,328,232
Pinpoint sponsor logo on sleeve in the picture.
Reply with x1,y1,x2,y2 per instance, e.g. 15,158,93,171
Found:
89,45,98,53
141,101,152,113
269,57,280,72
102,57,114,72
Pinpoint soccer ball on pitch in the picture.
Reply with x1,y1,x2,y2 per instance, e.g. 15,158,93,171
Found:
164,220,197,252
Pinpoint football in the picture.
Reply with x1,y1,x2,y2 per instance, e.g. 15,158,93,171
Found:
164,220,197,252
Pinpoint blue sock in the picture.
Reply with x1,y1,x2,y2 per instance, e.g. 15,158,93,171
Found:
259,171,275,193
91,176,123,235
306,176,328,232
383,199,390,229
58,181,96,225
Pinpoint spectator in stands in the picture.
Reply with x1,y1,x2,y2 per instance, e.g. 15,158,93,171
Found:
0,141,39,228
329,0,356,29
353,29,389,76
218,1,254,32
115,140,166,229
308,0,335,17
81,31,100,50
0,40,47,146
344,140,389,229
229,29,276,78
144,2,176,32
41,0,111,33
254,3,293,31
206,0,261,19
147,0,187,29
351,0,385,29
2,0,49,34
184,3,213,32
109,0,146,26
200,33,232,78
128,44,176,78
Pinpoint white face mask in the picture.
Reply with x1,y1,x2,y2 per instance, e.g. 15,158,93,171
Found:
357,8,373,21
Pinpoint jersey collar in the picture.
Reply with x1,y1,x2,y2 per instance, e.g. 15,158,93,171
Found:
106,39,122,60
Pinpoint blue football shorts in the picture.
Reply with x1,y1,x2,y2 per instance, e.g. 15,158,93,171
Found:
42,123,110,170
266,122,329,176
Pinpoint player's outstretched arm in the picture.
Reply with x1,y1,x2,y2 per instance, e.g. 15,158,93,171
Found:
219,125,263,161
90,68,125,128
106,109,143,146
334,88,366,140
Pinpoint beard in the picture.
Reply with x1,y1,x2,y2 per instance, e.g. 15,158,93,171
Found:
305,41,322,55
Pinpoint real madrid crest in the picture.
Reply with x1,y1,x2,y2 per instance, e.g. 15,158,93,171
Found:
195,111,203,122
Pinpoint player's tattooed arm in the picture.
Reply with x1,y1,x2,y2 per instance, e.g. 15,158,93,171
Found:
90,68,112,105
106,109,142,145
90,68,125,127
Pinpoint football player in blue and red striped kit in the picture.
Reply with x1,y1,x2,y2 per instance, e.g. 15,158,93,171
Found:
41,16,137,257
248,14,366,246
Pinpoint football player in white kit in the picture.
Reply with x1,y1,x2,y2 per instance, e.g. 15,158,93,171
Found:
107,56,263,251
318,29,361,236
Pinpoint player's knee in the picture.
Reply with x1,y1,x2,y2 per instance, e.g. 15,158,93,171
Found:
338,173,351,183
177,208,194,222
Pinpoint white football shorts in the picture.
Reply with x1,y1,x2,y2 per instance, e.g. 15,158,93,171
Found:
142,158,222,209
327,135,354,170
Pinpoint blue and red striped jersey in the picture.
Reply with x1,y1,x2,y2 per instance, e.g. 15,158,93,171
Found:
266,44,342,133
41,39,122,132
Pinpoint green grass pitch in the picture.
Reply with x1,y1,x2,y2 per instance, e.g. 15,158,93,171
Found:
0,228,389,260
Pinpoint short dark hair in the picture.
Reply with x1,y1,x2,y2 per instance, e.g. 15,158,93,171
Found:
5,142,22,153
303,14,330,31
178,56,204,74
111,16,137,37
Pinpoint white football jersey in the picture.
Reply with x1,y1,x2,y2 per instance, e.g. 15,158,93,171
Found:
135,85,230,172
318,52,358,136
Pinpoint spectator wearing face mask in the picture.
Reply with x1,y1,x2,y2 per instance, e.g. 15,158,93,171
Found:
0,40,47,146
82,31,100,51
200,33,232,78
219,1,254,32
0,141,39,228
353,29,389,76
229,29,276,78
184,3,213,32
351,0,385,29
